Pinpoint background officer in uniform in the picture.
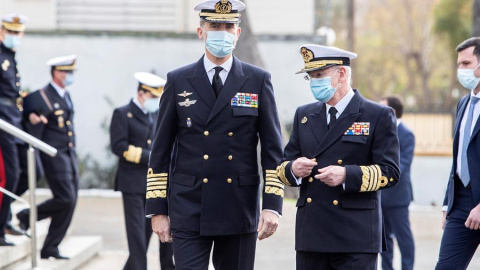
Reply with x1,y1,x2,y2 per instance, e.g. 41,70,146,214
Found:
110,72,174,270
0,13,28,246
16,55,79,259
436,37,480,270
146,0,284,269
277,44,400,270
380,96,415,270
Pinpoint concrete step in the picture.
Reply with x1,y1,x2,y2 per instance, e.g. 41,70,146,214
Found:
0,220,49,268
2,235,102,270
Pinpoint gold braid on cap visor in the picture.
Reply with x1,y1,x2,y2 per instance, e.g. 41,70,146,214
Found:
304,60,344,70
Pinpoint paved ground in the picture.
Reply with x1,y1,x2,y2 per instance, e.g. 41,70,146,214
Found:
39,193,476,270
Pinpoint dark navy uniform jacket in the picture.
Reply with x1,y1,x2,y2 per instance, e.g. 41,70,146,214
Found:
31,84,78,176
444,94,480,214
110,100,156,194
145,56,284,236
277,90,399,253
381,122,415,208
0,43,22,130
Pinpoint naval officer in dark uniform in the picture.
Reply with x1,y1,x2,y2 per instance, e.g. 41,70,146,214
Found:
277,44,400,270
146,0,284,269
0,13,28,246
17,55,79,259
110,72,174,270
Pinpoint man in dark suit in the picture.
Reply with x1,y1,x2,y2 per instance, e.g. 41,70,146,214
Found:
146,1,284,269
16,55,78,259
380,96,415,270
110,72,174,270
0,13,28,246
436,37,480,270
277,44,400,270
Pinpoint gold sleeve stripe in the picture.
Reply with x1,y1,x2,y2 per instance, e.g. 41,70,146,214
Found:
360,165,385,192
147,177,168,182
266,177,281,181
265,186,284,197
266,173,278,178
147,172,168,178
265,182,285,189
146,190,166,199
276,161,291,186
147,182,167,187
123,145,142,164
147,185,167,191
266,169,277,174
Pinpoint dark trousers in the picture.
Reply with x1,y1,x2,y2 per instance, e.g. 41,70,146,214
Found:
21,169,79,256
171,230,257,270
435,178,480,270
381,206,415,270
0,130,20,238
122,193,174,270
296,251,378,270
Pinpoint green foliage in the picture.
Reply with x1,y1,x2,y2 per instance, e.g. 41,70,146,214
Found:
433,0,472,56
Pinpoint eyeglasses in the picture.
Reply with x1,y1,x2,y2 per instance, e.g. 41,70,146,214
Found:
304,68,339,81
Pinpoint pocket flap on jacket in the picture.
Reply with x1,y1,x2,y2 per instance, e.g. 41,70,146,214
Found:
341,136,367,144
238,174,260,186
172,172,196,187
232,107,259,117
341,198,375,209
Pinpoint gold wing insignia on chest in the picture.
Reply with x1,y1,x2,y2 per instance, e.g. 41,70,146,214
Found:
178,91,193,98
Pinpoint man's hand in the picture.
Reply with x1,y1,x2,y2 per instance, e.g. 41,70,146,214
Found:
315,166,346,187
442,211,447,230
465,204,480,230
29,113,48,125
292,157,317,178
152,214,172,243
257,210,279,241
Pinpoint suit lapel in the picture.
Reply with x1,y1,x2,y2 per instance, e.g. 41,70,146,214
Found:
453,96,469,157
46,84,68,110
207,56,249,123
313,91,363,156
187,56,216,109
308,103,328,145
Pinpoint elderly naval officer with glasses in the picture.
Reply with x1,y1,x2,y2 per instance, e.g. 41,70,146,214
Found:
146,0,284,269
276,44,399,270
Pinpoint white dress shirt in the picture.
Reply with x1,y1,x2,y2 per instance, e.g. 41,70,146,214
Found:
203,55,233,84
132,97,147,114
50,81,66,98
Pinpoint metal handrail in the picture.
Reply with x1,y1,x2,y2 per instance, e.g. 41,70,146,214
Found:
0,118,57,270
0,119,56,157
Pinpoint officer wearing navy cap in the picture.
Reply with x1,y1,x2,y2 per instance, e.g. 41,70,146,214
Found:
146,0,284,269
277,44,400,269
110,72,174,270
16,55,79,259
0,13,28,246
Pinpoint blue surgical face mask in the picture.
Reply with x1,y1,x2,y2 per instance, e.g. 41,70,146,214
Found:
3,34,21,50
144,97,160,113
64,73,75,86
309,70,339,103
203,29,236,58
458,64,480,90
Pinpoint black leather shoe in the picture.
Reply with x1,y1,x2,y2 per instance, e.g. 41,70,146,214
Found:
40,253,69,260
5,223,26,236
0,237,15,246
16,210,29,231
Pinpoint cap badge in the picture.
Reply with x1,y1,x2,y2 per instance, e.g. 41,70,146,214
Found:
301,47,314,63
12,17,20,24
215,0,233,14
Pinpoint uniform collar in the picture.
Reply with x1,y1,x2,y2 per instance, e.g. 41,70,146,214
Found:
132,97,148,114
0,42,15,55
326,87,355,117
203,54,233,73
50,81,66,98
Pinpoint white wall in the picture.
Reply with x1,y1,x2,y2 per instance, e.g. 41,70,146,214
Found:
1,0,57,30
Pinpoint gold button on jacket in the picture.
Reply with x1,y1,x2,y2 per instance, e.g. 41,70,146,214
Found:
307,198,312,203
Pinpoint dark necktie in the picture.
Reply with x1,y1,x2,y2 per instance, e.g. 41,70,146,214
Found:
328,107,338,129
212,66,223,97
